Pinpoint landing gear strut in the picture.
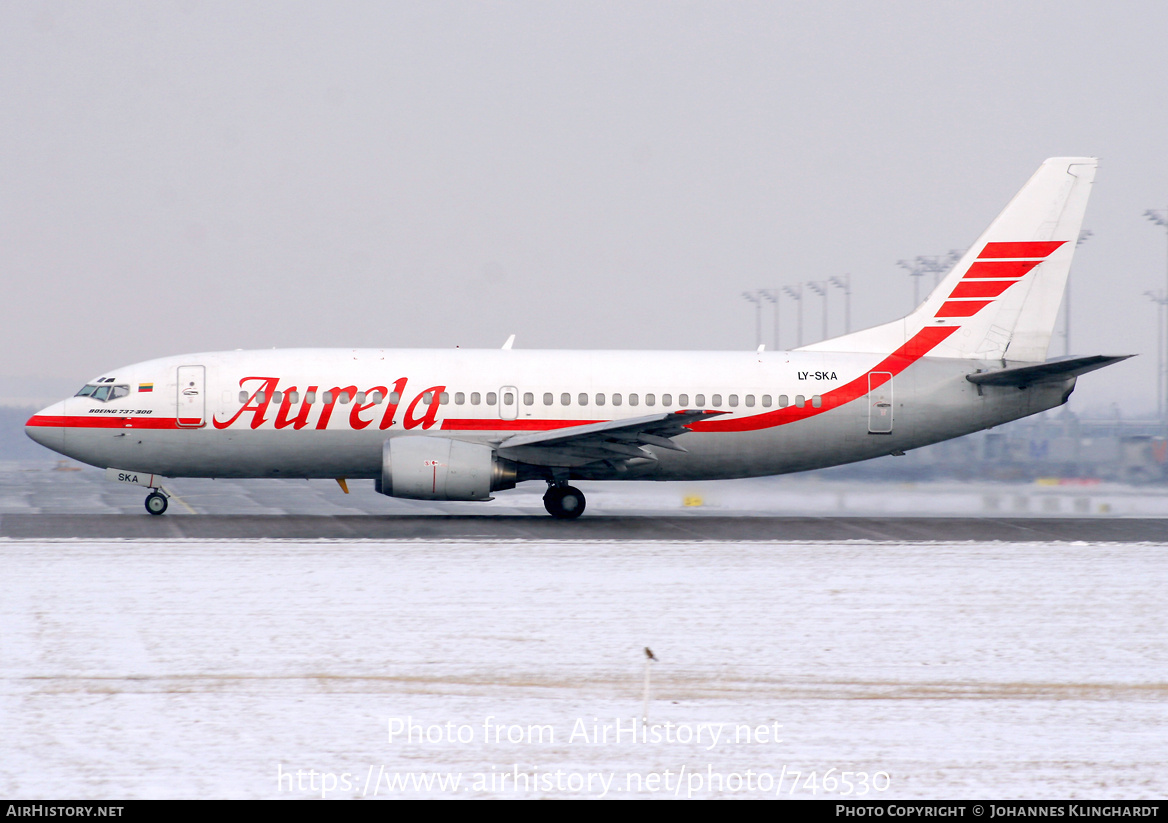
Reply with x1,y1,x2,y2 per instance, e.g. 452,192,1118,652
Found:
543,484,586,519
145,490,169,516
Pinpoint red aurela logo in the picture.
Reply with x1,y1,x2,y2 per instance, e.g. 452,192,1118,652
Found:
212,376,445,431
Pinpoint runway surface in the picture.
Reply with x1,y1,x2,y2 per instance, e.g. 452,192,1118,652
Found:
3,512,1167,541
4,459,1168,541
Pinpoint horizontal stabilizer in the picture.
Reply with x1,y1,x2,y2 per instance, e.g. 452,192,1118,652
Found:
966,355,1133,388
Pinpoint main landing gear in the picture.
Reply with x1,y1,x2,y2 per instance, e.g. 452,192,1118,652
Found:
543,484,586,520
145,490,169,516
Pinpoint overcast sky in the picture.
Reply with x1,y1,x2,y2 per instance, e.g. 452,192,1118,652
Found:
3,1,1167,414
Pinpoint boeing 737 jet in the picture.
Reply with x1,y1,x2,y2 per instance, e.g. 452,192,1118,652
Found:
26,157,1129,518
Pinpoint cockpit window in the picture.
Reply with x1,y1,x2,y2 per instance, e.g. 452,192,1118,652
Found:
77,384,130,402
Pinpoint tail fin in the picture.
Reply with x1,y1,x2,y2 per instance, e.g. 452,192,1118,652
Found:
802,157,1097,362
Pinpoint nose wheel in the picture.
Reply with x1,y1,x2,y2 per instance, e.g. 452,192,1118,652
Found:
145,491,169,516
543,485,586,519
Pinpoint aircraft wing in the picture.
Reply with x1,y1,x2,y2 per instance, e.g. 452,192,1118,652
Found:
966,354,1133,388
495,410,726,467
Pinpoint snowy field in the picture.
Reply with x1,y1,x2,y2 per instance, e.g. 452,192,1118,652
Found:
1,537,1165,799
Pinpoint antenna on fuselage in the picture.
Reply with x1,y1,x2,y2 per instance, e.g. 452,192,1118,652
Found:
501,334,516,350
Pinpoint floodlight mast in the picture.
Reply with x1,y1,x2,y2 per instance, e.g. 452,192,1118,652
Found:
1146,209,1168,423
781,283,803,347
806,281,828,342
828,274,851,334
740,290,763,349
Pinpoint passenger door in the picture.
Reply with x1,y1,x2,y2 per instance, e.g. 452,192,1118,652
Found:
176,365,206,428
868,372,893,434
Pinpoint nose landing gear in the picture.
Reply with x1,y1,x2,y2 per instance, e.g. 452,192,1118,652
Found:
145,490,169,516
543,484,586,519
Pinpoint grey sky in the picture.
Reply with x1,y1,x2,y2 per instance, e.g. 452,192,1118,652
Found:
3,1,1166,414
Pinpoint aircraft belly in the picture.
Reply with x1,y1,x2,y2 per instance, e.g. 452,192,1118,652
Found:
58,428,386,479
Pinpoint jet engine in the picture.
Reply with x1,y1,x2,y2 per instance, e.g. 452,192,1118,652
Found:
375,436,516,501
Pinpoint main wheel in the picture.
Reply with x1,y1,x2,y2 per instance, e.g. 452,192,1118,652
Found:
543,485,586,520
145,492,168,516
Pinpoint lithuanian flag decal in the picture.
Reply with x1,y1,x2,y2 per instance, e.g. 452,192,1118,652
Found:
138,383,154,393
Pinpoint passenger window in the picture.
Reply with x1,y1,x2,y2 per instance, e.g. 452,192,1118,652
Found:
662,394,672,406
354,392,364,404
273,391,284,405
795,395,805,408
712,394,722,406
368,391,381,404
729,394,738,407
579,393,589,406
695,394,705,406
388,392,400,404
812,395,823,408
762,395,772,407
645,393,655,406
455,392,465,405
489,392,499,405
629,393,638,406
561,393,571,406
306,391,317,404
471,392,481,405
596,393,605,406
238,391,248,403
745,395,755,407
543,392,553,406
321,391,332,404
523,392,533,406
679,394,689,406
288,391,299,405
339,391,351,404
423,392,434,405
439,392,449,404
779,394,789,407
613,393,623,406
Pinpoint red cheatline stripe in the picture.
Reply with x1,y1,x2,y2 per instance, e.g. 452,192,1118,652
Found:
978,241,1065,259
25,415,183,430
949,280,1017,299
935,300,993,318
964,260,1042,279
690,325,959,433
441,418,604,431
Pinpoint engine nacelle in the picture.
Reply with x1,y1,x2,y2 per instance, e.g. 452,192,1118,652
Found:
376,436,516,501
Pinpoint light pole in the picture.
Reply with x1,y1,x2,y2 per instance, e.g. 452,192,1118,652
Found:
806,281,829,342
741,291,764,349
759,289,780,351
1145,209,1168,421
828,274,851,334
782,284,804,347
1144,290,1167,422
1064,229,1093,356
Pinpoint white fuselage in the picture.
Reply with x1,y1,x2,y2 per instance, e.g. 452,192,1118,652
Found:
26,347,1072,483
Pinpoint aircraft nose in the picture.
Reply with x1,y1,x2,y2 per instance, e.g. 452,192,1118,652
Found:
25,400,68,453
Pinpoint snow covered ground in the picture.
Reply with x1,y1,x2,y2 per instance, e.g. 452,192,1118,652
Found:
2,537,1165,798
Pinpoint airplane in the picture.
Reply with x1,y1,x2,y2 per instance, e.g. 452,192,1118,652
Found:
25,156,1131,519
